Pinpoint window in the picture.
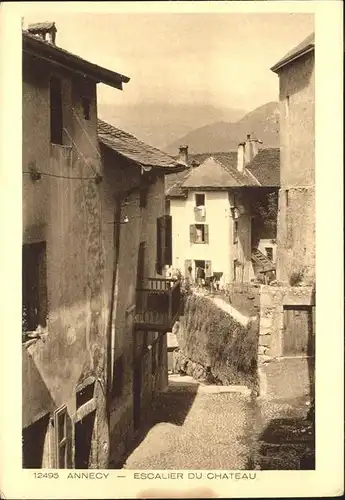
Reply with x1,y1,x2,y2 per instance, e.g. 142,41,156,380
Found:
76,380,95,409
137,242,146,287
285,95,290,119
265,247,273,261
50,77,63,145
22,242,47,333
233,221,239,244
82,97,91,120
190,224,209,244
195,193,205,207
54,406,68,468
139,188,148,208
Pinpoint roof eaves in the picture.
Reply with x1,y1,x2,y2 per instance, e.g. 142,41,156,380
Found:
270,34,315,73
23,31,130,90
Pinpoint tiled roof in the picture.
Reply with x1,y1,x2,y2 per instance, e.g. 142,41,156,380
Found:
182,156,255,189
23,31,130,90
98,120,186,171
245,148,280,186
28,22,56,31
271,33,314,73
165,148,280,196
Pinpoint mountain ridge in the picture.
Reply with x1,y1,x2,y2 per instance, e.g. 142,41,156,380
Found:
97,102,247,150
163,101,280,154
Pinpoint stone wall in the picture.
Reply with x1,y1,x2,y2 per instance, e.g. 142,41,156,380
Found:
259,284,315,361
176,293,259,388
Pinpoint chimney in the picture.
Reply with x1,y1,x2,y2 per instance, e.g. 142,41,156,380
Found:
237,142,245,173
27,22,57,45
178,145,189,165
243,133,262,167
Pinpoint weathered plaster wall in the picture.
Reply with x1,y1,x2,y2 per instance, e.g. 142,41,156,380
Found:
101,152,169,467
22,55,109,468
276,51,315,284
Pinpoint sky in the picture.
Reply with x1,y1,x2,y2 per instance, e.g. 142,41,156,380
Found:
22,11,314,112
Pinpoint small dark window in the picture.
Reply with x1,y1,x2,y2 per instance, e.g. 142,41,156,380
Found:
139,188,148,208
195,193,205,207
285,95,290,119
265,247,273,261
112,355,124,399
22,242,47,333
76,381,95,409
82,97,91,121
50,77,63,145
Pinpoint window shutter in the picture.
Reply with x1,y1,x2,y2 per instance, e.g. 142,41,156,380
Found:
204,225,209,244
137,242,145,287
189,225,195,243
164,215,172,266
156,217,163,275
184,259,193,278
205,260,212,278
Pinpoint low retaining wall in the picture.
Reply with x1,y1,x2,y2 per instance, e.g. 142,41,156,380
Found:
171,349,222,384
175,293,259,388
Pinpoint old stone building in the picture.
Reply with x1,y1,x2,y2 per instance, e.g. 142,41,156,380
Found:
257,33,315,406
271,33,315,286
22,23,184,469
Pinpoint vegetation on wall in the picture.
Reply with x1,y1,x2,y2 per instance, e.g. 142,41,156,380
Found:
251,189,278,244
177,293,259,387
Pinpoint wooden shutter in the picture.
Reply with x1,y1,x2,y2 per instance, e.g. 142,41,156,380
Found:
184,259,193,277
164,215,172,266
205,260,212,278
50,77,63,145
189,225,196,243
137,242,145,286
156,217,163,275
204,225,209,244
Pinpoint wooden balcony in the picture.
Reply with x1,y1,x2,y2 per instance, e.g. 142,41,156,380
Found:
135,278,181,332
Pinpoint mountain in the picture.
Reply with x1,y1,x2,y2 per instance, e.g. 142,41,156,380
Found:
97,102,247,150
163,101,280,154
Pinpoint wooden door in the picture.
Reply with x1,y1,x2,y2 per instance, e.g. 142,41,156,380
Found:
283,305,313,356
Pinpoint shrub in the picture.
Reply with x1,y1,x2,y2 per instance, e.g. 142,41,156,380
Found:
289,269,305,286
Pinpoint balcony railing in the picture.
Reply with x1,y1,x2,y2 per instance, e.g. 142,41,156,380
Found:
135,278,181,332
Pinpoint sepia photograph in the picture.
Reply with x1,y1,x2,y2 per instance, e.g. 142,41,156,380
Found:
21,9,316,472
0,1,343,499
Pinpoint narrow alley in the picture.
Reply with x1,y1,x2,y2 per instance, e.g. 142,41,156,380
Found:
122,375,255,470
